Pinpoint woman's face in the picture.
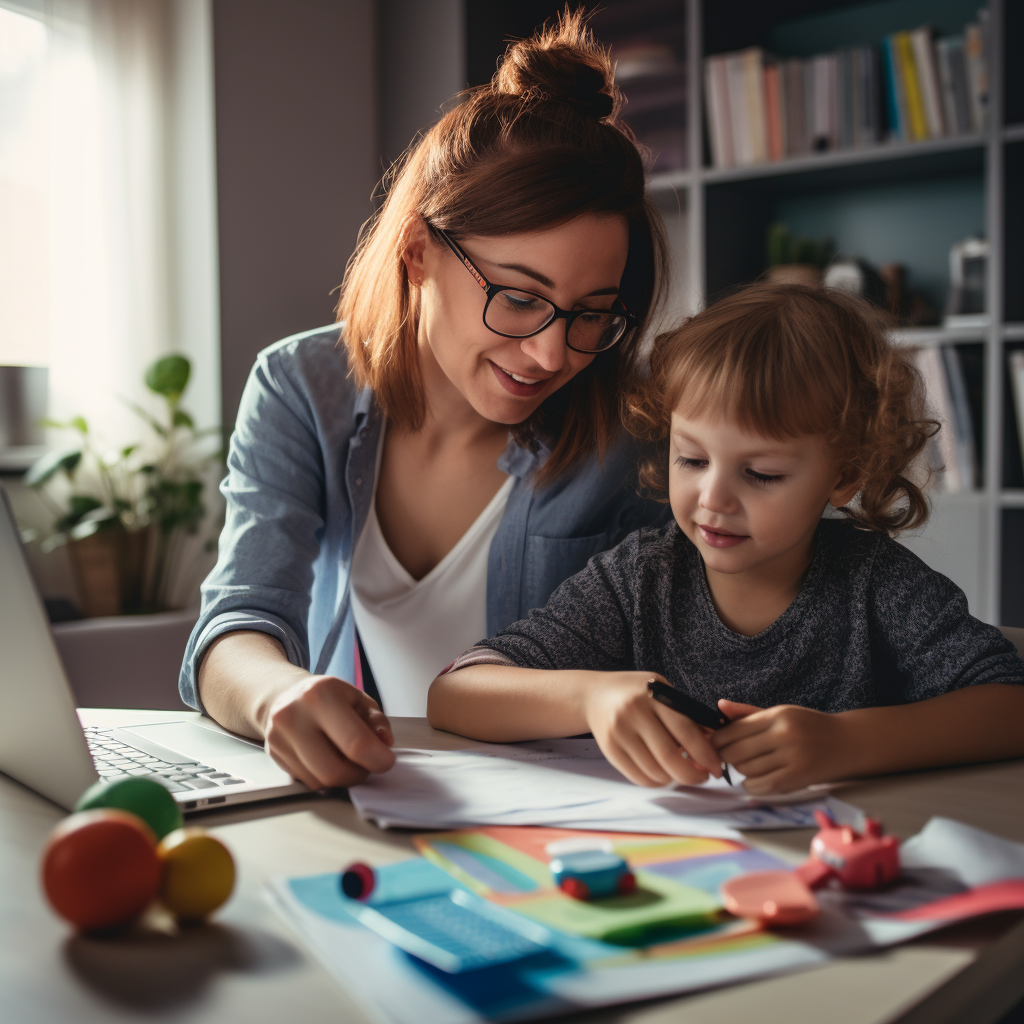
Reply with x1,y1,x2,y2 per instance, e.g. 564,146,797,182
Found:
406,213,630,426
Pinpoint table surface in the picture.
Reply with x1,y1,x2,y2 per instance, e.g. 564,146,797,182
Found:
6,709,1024,1024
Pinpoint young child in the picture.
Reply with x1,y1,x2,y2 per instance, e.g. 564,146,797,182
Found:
427,283,1024,795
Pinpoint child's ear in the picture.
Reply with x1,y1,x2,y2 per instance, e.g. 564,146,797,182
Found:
400,215,429,287
828,469,862,510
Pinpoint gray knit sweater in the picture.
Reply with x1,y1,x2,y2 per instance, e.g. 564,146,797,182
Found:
464,520,1023,711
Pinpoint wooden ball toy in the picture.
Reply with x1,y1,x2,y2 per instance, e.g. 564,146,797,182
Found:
42,809,161,931
76,776,183,840
157,828,235,921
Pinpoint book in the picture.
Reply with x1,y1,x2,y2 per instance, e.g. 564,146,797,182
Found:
810,54,832,150
911,27,946,138
912,346,962,493
936,38,969,135
940,345,978,489
894,31,929,141
704,55,732,168
826,54,840,149
784,59,805,155
1009,351,1024,478
882,36,906,141
837,49,854,150
864,46,882,144
764,62,784,162
950,39,974,135
742,48,769,163
726,52,751,164
700,17,985,169
965,21,987,131
802,58,816,152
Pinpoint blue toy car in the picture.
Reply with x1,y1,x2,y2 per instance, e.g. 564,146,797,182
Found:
549,849,635,901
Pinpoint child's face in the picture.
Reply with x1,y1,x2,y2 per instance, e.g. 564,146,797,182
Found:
669,409,859,583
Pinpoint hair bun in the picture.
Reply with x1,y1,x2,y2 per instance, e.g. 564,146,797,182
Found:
494,10,619,120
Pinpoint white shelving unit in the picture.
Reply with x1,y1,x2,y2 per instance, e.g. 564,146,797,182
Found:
628,0,1014,623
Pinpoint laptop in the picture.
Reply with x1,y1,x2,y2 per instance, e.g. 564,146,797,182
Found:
0,490,306,812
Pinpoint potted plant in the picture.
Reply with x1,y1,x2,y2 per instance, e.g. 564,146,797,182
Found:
24,354,221,617
765,223,834,287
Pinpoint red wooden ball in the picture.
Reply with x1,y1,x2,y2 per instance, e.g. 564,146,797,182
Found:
42,809,161,931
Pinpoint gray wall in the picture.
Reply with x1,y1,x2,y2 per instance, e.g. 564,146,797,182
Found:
379,0,465,168
212,0,380,427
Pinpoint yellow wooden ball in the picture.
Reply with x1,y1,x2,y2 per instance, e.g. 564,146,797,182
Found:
157,827,235,921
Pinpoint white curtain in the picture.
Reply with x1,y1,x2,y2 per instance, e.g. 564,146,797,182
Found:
46,0,171,441
0,0,219,444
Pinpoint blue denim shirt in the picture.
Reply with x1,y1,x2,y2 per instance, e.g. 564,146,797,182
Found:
178,325,671,710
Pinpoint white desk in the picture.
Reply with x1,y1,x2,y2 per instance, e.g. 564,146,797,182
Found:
4,710,1024,1024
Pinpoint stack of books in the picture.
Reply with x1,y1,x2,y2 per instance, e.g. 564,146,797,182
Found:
910,344,983,494
704,12,989,169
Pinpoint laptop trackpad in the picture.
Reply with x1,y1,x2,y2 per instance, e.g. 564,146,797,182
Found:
116,721,293,785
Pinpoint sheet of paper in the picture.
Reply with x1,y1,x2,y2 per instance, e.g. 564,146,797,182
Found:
349,738,860,838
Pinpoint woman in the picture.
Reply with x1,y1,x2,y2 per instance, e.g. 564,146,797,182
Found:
179,12,671,790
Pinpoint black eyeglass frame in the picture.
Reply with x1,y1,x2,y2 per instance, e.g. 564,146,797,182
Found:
428,224,636,354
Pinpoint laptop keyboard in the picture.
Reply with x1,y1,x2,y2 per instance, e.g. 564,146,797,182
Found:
83,726,247,794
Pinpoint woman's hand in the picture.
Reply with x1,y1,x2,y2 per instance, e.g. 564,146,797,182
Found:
261,674,396,790
582,673,723,787
712,699,854,795
197,632,395,791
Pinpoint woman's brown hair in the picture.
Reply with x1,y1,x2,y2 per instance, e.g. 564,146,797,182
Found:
337,9,668,484
626,283,939,535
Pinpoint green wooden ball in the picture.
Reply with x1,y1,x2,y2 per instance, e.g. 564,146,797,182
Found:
75,776,183,840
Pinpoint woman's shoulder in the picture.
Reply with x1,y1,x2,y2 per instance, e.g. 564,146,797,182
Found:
244,323,367,428
256,323,352,389
528,430,674,536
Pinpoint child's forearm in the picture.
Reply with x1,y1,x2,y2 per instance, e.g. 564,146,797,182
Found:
427,665,595,742
838,683,1024,778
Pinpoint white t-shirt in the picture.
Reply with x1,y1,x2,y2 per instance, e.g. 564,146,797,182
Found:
349,432,513,716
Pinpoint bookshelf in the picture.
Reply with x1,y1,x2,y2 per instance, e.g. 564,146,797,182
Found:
585,0,1019,625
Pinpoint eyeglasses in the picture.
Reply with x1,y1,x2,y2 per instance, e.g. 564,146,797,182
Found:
428,224,635,354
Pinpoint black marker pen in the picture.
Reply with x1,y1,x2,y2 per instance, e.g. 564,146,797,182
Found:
647,679,734,785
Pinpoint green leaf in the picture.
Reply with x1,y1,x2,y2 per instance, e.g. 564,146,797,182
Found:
70,416,88,434
121,444,138,458
69,519,101,541
145,354,190,400
55,495,104,532
24,447,82,488
172,409,194,429
125,400,168,438
766,223,791,267
69,495,104,517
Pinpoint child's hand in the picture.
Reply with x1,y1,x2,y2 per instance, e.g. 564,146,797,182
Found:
712,700,853,795
582,673,723,787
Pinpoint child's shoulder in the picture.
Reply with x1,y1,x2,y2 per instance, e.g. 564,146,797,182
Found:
592,521,695,575
817,517,958,602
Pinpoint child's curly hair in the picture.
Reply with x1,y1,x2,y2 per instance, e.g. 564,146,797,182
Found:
624,283,939,535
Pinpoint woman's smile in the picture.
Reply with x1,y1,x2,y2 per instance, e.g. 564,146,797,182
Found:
489,360,553,396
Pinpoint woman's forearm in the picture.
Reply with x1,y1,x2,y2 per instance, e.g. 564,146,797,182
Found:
839,682,1024,778
427,665,595,741
197,631,310,740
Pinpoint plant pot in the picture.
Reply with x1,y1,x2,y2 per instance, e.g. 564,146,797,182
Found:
766,264,822,288
67,526,155,617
